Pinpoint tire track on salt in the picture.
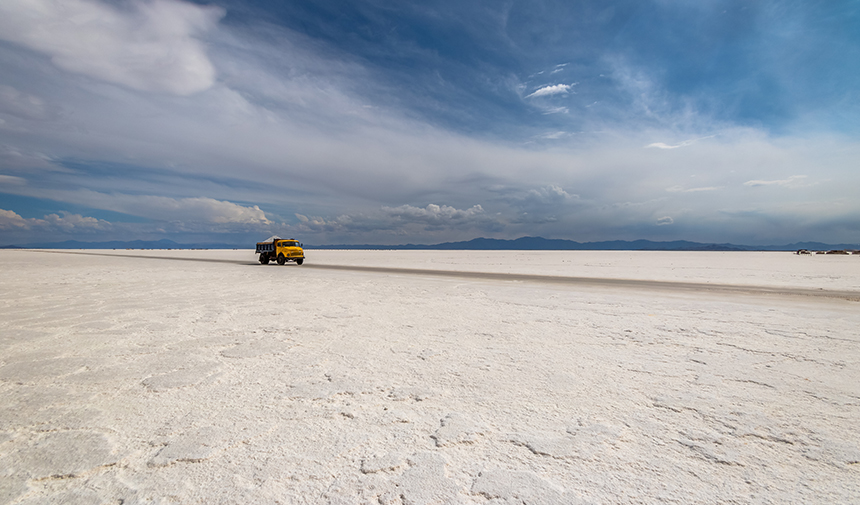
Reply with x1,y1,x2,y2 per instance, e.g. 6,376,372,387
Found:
25,249,860,302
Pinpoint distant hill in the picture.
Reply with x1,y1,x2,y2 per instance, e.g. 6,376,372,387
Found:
3,236,859,251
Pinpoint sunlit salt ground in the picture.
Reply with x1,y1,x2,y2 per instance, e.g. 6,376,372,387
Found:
87,248,860,291
1,249,858,504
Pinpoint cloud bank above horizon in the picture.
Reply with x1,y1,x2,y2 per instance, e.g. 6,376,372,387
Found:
1,0,858,246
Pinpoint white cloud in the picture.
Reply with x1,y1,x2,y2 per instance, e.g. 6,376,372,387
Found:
645,135,716,149
0,188,271,225
0,209,32,229
0,0,223,95
538,131,568,140
743,175,808,187
294,213,348,228
42,211,111,231
145,197,269,224
88,194,270,224
525,83,575,99
665,185,720,193
646,142,680,149
0,208,110,231
525,184,578,204
656,216,674,225
382,204,484,224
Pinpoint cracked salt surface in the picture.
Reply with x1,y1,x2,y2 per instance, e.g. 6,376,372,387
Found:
0,249,858,503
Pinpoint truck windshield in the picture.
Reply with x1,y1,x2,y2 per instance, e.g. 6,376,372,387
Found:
281,242,298,247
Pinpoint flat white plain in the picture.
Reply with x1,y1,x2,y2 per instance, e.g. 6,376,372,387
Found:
0,250,858,504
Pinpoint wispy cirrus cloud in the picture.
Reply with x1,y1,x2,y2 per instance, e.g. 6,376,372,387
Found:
525,83,575,99
646,142,684,150
541,106,569,115
666,185,721,193
646,135,716,149
0,85,59,121
537,131,568,140
0,146,65,172
743,175,808,187
0,174,27,186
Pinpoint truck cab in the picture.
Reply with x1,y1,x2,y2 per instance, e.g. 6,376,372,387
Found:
256,236,304,265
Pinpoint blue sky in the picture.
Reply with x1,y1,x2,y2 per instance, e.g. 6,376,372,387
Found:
1,0,858,246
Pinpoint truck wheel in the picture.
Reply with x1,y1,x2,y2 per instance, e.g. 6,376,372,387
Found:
259,255,269,265
277,253,286,265
296,258,304,265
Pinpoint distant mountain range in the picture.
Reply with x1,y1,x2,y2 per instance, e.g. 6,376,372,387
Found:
3,236,859,251
311,236,860,251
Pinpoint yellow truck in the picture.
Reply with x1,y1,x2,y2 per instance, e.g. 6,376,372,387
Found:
256,236,305,265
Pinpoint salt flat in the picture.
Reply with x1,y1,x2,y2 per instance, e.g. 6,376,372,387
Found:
1,249,858,504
